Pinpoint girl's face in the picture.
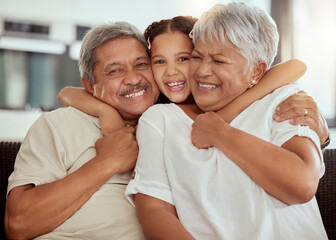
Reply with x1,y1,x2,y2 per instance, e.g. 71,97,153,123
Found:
150,31,193,103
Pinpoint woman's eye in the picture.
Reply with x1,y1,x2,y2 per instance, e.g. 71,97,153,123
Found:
214,60,225,64
191,55,201,60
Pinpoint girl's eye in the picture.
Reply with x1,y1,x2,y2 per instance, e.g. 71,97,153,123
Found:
178,57,190,62
154,60,165,64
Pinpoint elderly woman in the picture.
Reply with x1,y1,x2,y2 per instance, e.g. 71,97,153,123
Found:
125,2,328,239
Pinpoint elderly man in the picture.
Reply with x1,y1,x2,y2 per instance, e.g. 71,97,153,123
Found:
5,22,158,239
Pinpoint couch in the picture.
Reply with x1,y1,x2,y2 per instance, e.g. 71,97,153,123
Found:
0,141,335,239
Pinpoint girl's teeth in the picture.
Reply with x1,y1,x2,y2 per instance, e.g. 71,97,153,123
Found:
167,82,184,88
125,89,145,98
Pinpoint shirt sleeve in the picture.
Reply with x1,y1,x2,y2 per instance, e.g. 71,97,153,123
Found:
270,115,325,178
7,113,67,195
125,106,174,207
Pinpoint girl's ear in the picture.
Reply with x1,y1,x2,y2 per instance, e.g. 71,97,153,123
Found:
251,61,267,84
81,78,94,94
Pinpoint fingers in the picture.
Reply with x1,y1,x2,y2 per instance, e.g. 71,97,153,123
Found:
288,116,315,128
274,92,318,122
96,125,136,146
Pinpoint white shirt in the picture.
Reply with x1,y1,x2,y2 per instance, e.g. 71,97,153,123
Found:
126,85,327,240
8,107,145,240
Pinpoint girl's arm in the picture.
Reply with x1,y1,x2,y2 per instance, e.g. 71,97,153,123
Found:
58,87,125,135
134,194,195,240
217,59,306,123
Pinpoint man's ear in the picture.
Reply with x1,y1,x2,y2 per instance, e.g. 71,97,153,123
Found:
81,78,94,95
251,61,267,84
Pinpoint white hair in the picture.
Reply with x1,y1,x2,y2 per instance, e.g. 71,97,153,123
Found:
192,2,279,70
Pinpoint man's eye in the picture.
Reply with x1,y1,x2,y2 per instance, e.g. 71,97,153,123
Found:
108,68,123,75
136,62,149,68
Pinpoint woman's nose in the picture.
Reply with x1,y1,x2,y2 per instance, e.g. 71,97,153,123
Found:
197,60,212,78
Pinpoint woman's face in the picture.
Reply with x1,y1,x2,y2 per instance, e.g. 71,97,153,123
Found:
150,31,193,103
189,37,254,112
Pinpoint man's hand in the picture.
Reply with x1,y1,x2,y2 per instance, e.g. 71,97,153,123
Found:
273,91,329,145
191,112,227,149
95,126,138,174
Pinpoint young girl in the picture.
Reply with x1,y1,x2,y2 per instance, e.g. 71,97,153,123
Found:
58,16,308,135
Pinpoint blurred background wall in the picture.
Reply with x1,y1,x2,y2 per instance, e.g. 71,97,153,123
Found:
0,0,335,146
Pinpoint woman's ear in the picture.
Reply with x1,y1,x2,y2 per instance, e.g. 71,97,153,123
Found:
251,61,267,84
81,78,94,94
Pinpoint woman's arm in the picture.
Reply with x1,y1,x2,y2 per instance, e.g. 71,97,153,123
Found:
217,59,306,123
134,194,195,240
58,87,125,134
191,112,321,205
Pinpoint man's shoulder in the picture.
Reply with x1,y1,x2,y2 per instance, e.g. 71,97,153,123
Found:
42,107,91,124
40,107,98,134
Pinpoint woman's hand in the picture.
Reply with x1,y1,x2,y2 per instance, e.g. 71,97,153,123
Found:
273,91,329,145
191,112,228,149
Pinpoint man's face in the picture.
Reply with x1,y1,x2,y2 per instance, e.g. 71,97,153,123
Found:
84,38,159,123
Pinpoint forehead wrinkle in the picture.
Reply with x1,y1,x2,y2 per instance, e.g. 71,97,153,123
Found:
136,56,150,62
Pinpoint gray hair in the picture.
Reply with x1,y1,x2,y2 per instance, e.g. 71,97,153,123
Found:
192,2,279,70
79,22,148,83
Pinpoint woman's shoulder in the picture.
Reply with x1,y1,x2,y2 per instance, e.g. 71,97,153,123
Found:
263,83,301,105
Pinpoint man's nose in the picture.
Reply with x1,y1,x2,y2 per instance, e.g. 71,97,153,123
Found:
124,69,141,85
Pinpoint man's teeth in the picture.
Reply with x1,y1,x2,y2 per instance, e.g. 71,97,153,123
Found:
124,89,145,98
167,82,184,88
199,83,220,89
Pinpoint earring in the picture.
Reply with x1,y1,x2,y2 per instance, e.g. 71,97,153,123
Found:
147,37,151,50
248,80,256,89
189,30,193,39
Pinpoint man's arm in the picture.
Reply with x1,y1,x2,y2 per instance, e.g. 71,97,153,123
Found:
273,91,329,147
134,193,195,240
5,126,138,239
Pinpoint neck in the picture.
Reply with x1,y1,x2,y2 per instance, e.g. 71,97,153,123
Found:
124,118,139,127
178,103,203,121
